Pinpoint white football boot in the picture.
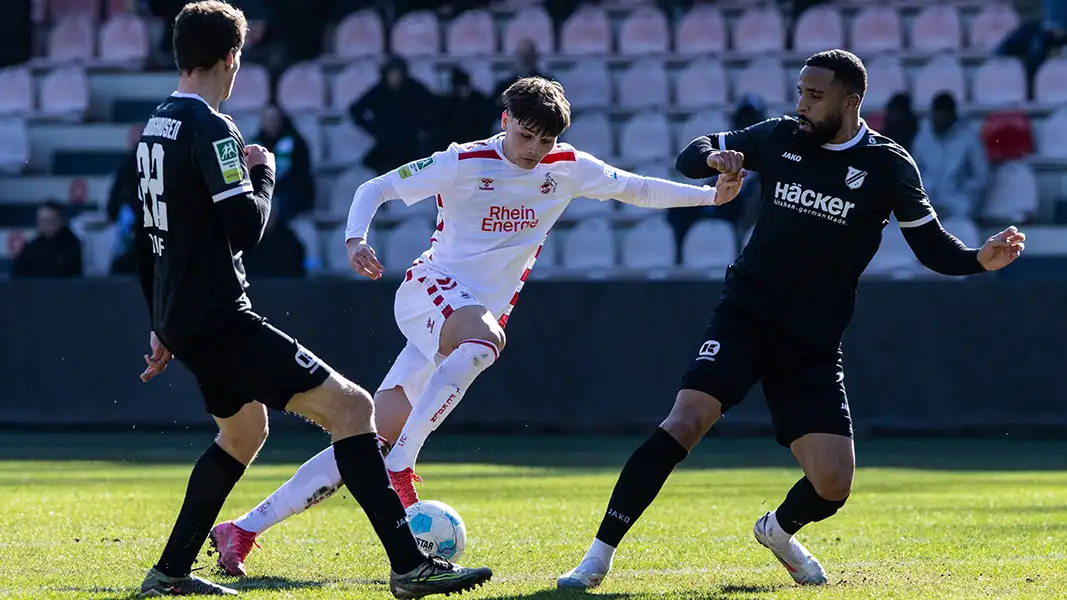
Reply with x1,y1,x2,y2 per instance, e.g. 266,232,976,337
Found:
753,511,828,585
557,556,610,589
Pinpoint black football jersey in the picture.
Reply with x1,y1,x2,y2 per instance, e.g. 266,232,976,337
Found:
709,116,937,346
137,92,256,346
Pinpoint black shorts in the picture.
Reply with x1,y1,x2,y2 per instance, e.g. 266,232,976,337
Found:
679,301,852,447
171,312,332,419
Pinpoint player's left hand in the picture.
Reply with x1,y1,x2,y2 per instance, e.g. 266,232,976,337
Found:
977,225,1026,271
140,330,172,382
711,169,747,206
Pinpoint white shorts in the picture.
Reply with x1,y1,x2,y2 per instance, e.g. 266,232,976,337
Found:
376,263,485,400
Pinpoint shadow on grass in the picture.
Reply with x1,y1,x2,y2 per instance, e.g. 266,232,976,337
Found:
1,430,1066,472
227,575,334,591
483,583,787,600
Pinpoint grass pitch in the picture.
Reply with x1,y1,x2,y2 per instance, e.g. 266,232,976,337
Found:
1,431,1065,599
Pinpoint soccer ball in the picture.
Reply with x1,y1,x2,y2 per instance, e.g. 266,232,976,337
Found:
405,500,467,561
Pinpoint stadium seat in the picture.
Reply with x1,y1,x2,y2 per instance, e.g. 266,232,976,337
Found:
970,57,1027,107
277,62,326,113
290,114,325,167
866,219,920,278
557,59,612,110
333,10,385,58
910,5,961,52
48,0,98,20
69,219,117,277
225,63,269,114
980,111,1034,163
732,7,785,54
735,58,786,104
47,14,95,63
620,216,676,269
968,3,1019,51
562,112,613,159
0,119,29,175
940,216,982,249
560,4,612,55
1036,108,1067,158
850,6,903,54
563,196,614,219
1034,57,1067,105
407,60,442,93
618,6,670,55
562,218,615,270
675,4,726,55
463,59,496,95
325,121,373,170
619,112,670,162
0,67,35,117
446,9,495,57
792,5,844,53
331,61,379,112
502,7,554,54
324,223,353,274
912,56,966,108
391,10,441,57
678,111,730,153
535,232,557,269
383,218,435,272
38,66,89,121
329,164,377,216
674,60,729,109
864,57,907,110
289,218,322,274
980,161,1038,224
681,219,736,271
617,58,669,110
98,13,148,67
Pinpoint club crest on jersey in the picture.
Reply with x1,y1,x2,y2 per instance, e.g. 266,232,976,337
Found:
540,173,557,195
846,166,867,190
479,177,494,191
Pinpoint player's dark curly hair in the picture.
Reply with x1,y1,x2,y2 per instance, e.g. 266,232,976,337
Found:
805,50,867,99
501,77,572,138
173,1,247,73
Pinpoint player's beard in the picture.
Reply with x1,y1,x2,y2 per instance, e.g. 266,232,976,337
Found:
794,110,844,149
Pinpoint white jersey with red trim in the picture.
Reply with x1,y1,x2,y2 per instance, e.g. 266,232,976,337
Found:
381,132,627,325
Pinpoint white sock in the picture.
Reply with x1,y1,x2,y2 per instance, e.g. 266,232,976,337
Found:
234,445,343,534
584,538,616,569
764,510,794,545
385,339,498,472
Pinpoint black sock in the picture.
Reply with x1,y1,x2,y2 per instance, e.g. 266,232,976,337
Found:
774,477,849,535
333,433,426,574
595,427,688,547
155,443,245,578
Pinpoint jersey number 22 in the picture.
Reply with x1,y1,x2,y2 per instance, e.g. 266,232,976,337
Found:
138,141,167,256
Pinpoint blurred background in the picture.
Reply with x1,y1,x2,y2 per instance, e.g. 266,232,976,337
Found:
1,0,1066,435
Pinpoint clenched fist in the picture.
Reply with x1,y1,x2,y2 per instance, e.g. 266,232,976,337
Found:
707,150,744,174
245,144,275,172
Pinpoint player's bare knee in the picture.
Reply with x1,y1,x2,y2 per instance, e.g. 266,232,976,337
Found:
321,376,374,436
810,467,853,501
661,390,722,449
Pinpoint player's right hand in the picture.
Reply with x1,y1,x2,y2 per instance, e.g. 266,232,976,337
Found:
707,150,744,174
245,144,276,172
140,330,172,383
346,237,384,280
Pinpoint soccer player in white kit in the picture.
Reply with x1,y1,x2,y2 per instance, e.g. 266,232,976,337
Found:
208,77,746,576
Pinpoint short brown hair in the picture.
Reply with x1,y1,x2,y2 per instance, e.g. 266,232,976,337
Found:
501,77,571,138
173,1,247,73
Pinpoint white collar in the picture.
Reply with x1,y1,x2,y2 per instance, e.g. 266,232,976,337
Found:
822,119,868,151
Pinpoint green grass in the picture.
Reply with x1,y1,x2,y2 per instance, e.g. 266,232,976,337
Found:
1,431,1065,599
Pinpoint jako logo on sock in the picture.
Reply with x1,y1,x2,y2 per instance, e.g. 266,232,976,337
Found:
607,509,631,524
430,387,461,423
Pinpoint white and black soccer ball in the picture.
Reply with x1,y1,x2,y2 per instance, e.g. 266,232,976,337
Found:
405,500,467,561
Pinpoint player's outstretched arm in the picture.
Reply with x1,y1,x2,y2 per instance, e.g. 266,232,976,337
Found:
677,138,745,180
570,151,744,208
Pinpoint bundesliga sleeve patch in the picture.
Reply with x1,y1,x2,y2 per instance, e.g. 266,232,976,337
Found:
212,137,243,184
399,156,435,179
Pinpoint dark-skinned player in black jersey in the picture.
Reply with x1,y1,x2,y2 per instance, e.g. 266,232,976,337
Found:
558,49,1025,589
134,2,491,597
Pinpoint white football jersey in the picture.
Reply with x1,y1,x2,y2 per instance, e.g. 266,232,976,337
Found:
381,133,627,325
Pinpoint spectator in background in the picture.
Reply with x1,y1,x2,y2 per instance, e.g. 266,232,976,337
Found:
996,18,1066,94
0,0,30,68
911,92,990,220
106,146,141,274
668,94,766,258
349,56,437,175
438,67,495,146
241,207,307,278
12,201,82,278
492,39,549,107
254,105,315,225
880,92,918,152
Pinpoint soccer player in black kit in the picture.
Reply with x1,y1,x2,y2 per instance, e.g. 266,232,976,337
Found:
558,49,1026,589
134,2,491,597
